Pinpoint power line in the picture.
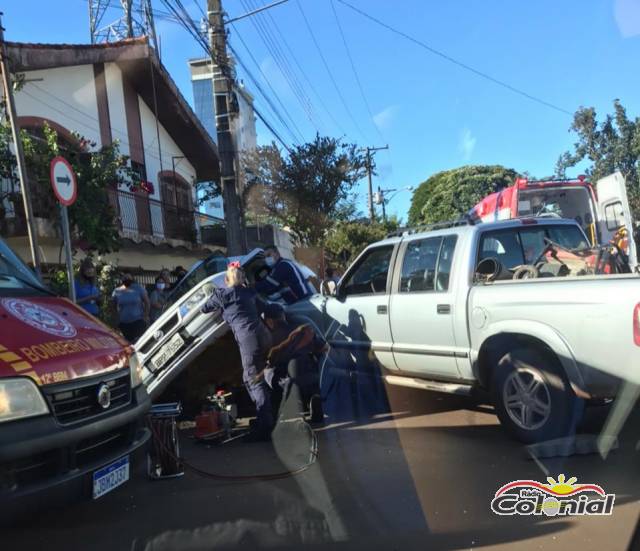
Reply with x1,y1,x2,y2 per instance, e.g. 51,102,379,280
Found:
329,0,385,143
245,0,324,133
241,0,322,134
295,0,370,142
261,2,349,137
82,0,181,25
90,0,297,151
22,85,168,163
337,0,573,117
160,0,298,149
193,0,207,21
229,28,305,143
228,40,301,146
159,0,210,51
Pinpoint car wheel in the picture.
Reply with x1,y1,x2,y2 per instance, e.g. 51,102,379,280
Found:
492,346,584,444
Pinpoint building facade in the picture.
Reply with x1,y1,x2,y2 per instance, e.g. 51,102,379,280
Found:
1,38,225,272
188,58,258,221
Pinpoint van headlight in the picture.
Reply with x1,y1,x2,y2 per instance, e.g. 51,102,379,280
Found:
179,283,214,319
129,352,143,388
0,378,49,423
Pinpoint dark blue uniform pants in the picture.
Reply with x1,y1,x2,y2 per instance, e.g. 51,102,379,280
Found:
238,329,273,435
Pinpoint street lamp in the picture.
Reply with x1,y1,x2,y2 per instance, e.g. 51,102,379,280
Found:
374,186,414,222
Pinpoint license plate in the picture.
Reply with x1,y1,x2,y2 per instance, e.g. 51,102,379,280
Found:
151,333,185,371
93,455,129,499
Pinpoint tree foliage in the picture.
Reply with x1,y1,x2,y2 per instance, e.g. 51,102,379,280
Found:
556,99,640,217
408,165,518,225
1,121,138,254
323,218,399,270
242,135,368,245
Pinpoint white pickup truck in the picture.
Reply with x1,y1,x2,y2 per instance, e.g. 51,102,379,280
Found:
136,217,640,443
288,217,640,443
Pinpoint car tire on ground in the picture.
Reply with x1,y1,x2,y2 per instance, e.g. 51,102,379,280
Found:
492,346,584,444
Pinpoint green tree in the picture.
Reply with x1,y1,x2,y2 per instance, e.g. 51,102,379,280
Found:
556,99,640,217
2,121,137,254
243,135,368,245
408,165,518,225
323,218,399,270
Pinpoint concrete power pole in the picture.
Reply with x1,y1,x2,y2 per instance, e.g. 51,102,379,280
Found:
207,0,245,256
364,145,388,222
0,15,41,273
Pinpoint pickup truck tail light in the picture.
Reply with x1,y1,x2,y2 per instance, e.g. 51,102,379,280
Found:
634,304,640,346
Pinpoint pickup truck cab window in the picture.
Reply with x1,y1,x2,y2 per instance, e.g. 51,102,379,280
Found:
478,224,589,271
342,245,394,297
436,235,458,291
323,244,396,370
399,235,458,293
390,232,461,378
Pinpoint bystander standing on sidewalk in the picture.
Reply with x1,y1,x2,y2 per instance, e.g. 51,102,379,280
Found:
74,259,101,317
149,275,169,323
112,272,150,343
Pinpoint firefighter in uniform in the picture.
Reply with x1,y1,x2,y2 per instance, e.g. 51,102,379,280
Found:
201,262,273,440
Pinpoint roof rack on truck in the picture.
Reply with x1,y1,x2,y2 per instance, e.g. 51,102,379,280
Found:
386,217,474,239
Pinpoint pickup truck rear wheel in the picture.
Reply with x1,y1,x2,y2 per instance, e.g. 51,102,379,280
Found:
492,347,583,443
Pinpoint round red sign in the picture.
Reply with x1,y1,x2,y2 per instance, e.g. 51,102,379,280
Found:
50,156,78,206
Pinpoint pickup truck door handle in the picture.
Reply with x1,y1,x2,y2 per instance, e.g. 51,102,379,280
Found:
437,304,451,314
377,305,388,315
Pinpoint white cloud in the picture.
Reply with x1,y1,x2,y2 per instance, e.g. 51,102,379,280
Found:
614,0,640,38
459,127,476,160
373,105,399,130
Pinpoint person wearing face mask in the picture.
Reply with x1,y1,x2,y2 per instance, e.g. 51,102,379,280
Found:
75,258,101,317
149,275,169,323
112,272,150,342
255,246,313,304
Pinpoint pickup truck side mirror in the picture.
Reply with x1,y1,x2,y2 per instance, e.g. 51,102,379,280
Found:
320,282,339,298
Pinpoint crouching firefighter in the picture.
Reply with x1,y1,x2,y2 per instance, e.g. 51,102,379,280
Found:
261,303,328,423
201,262,273,441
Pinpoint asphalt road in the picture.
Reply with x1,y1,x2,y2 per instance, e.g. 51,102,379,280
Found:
4,377,640,550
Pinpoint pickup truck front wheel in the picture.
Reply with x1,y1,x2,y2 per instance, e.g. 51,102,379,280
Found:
492,347,583,443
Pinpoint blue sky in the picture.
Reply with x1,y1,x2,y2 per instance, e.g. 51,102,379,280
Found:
5,0,640,220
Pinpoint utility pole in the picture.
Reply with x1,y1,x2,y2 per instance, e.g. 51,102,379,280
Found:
364,144,388,222
377,186,387,223
0,14,41,274
207,0,245,255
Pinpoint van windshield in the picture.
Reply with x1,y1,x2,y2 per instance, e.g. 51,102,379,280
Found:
0,239,48,296
517,187,596,239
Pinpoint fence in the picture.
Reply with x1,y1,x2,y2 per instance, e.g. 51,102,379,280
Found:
108,188,224,246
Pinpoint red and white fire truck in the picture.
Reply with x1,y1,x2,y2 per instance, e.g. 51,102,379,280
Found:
469,172,638,268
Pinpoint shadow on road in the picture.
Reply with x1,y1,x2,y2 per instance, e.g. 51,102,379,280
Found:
4,362,640,551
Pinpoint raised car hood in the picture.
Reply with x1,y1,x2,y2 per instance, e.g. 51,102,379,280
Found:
0,296,130,386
